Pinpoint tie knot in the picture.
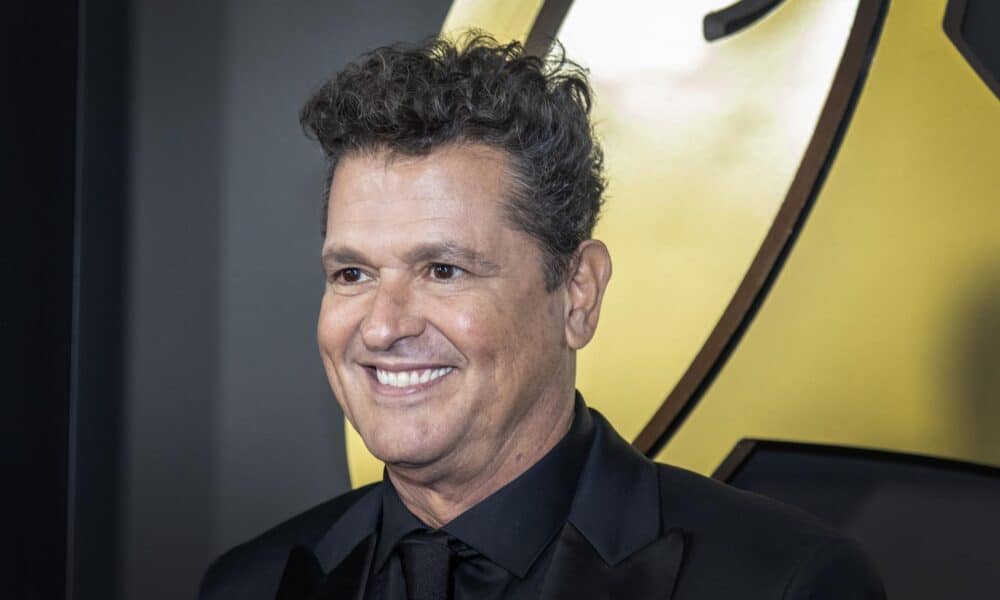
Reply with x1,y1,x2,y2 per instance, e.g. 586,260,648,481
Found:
400,529,454,549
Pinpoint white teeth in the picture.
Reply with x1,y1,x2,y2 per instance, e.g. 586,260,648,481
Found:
374,366,453,388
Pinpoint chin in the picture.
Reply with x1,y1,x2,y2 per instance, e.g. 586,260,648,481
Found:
360,423,450,469
369,444,446,471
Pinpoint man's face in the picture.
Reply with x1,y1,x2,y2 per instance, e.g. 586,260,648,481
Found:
318,144,573,476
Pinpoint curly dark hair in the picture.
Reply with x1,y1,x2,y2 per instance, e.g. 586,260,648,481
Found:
300,33,605,291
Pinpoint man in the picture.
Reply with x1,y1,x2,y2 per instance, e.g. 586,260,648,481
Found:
200,35,884,599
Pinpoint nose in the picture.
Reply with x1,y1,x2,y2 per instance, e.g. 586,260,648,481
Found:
360,276,426,352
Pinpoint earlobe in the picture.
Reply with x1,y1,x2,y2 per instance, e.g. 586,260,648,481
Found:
564,240,612,350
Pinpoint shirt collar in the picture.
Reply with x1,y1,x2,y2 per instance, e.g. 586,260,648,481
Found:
374,392,595,578
372,479,429,571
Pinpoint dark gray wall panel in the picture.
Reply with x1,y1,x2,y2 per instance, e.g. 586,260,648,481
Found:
123,0,225,598
123,1,450,598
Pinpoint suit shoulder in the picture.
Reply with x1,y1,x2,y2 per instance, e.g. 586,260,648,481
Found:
199,484,376,600
655,462,835,540
782,536,885,599
655,464,884,597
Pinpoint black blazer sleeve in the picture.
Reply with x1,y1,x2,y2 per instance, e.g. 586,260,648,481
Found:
782,537,886,600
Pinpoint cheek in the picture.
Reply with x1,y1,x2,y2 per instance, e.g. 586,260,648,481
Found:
441,295,512,362
441,289,560,372
318,294,369,421
317,293,361,361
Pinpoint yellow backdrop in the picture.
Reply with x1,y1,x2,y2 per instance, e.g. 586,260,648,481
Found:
346,0,1000,486
659,0,1000,473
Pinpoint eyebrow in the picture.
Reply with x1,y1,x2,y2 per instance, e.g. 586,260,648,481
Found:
321,241,501,274
321,246,370,268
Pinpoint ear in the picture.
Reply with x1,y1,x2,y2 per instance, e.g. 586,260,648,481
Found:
563,239,613,350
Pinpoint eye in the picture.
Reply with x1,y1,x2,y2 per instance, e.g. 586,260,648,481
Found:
429,263,463,281
332,267,370,284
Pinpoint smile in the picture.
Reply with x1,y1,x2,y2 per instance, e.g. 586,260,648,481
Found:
375,366,453,388
375,367,452,387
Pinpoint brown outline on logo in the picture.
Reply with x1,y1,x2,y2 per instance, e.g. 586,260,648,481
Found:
524,0,891,457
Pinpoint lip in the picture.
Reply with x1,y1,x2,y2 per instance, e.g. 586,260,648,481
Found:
365,362,451,372
361,363,455,400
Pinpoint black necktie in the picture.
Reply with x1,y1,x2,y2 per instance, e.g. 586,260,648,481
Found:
398,530,454,600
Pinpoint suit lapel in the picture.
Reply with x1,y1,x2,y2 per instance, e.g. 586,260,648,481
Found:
539,408,687,599
275,535,375,600
316,533,376,600
275,484,383,600
275,545,326,600
541,524,685,600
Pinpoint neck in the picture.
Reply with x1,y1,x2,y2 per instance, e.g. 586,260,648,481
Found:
386,391,576,528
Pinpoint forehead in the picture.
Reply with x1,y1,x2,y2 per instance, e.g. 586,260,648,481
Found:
324,144,516,250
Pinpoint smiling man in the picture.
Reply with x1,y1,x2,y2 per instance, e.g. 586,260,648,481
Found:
319,142,590,526
199,35,885,600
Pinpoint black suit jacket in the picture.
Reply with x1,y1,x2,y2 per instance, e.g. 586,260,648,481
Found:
200,408,885,599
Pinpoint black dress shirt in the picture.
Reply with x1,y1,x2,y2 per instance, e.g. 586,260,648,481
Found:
364,397,594,600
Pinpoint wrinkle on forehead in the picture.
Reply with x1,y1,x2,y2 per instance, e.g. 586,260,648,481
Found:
322,142,529,273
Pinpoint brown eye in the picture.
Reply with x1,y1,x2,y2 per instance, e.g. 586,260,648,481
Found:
430,264,462,280
335,267,366,283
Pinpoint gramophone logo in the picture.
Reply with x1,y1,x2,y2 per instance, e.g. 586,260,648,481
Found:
346,0,1000,485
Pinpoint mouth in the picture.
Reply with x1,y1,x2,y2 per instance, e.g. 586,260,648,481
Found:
362,364,455,396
